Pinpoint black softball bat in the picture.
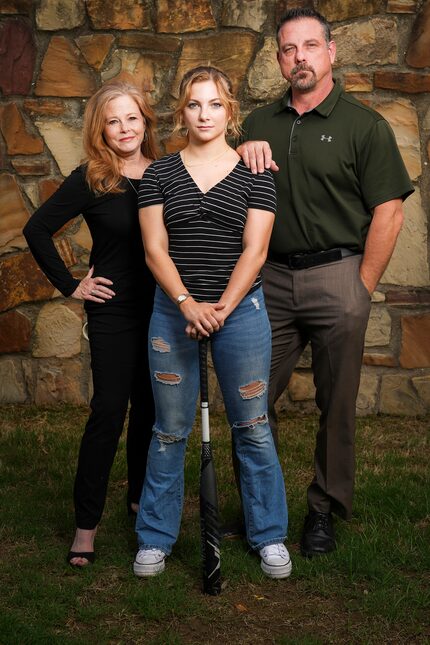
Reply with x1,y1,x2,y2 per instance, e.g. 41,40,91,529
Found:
198,338,221,595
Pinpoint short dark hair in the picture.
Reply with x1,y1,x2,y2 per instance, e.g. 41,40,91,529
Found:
276,8,331,46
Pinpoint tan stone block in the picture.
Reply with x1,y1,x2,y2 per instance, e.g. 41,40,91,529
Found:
381,189,430,288
0,173,29,251
363,353,397,367
23,98,66,116
0,1,32,13
0,310,31,353
333,19,397,67
374,71,430,93
54,238,77,268
221,0,266,31
356,371,379,416
75,34,114,70
11,159,51,176
406,0,430,68
428,138,430,163
387,0,418,12
34,121,83,177
317,0,384,21
248,37,287,101
117,33,181,52
157,0,215,33
172,32,256,97
35,359,87,404
365,308,392,347
87,0,151,30
33,302,82,358
102,51,173,105
0,252,55,313
424,107,430,130
367,98,421,180
0,103,43,155
39,178,62,204
288,371,315,401
35,36,97,97
400,314,430,368
380,373,426,415
0,358,27,403
412,375,430,408
343,73,373,93
71,219,92,252
36,0,85,30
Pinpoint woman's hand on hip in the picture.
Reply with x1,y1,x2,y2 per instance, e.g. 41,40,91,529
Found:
72,266,115,303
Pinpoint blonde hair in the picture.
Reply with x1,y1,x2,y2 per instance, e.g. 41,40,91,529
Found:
173,66,241,139
83,81,159,194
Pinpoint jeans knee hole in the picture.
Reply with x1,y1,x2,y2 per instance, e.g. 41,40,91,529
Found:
239,380,267,399
154,371,182,385
232,413,268,430
151,337,171,353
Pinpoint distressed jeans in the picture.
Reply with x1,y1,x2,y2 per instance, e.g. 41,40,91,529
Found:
136,286,288,554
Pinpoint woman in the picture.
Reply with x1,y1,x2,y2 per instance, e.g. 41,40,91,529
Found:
134,66,291,580
23,81,157,567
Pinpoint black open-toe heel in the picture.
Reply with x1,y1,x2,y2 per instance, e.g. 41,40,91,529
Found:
67,551,96,567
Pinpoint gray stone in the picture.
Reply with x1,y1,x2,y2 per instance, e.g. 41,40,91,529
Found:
0,359,27,403
36,0,85,30
33,302,83,358
356,371,379,416
412,375,430,408
248,37,287,101
381,189,430,287
365,308,392,347
380,374,426,415
221,0,267,32
333,19,397,67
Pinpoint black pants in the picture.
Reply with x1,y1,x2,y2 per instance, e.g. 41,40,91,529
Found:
74,302,155,529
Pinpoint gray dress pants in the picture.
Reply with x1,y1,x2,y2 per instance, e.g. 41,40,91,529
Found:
262,254,371,520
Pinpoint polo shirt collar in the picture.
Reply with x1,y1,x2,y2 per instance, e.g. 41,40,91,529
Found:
275,79,341,117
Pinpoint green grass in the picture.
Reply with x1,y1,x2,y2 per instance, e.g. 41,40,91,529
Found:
0,405,429,644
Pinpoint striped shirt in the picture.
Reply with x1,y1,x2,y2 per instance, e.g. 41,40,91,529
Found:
138,151,277,302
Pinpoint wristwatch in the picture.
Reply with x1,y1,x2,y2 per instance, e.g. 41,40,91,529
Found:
176,293,190,307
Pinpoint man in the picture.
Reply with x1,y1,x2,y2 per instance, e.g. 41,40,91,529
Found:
237,8,413,557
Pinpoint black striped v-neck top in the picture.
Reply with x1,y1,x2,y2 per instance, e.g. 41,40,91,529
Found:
138,152,277,302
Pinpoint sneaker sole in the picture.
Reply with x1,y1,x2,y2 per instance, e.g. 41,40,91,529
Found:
133,559,165,577
261,559,292,579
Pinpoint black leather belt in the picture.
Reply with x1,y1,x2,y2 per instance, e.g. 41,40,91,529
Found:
267,248,360,270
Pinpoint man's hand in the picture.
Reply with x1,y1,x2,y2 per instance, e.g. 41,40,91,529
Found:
236,141,279,174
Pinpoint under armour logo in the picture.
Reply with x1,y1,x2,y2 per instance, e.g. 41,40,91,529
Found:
321,135,333,142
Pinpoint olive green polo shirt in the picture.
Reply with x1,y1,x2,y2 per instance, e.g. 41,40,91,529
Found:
241,81,414,254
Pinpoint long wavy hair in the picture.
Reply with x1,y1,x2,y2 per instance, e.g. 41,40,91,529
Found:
173,66,241,139
83,81,158,194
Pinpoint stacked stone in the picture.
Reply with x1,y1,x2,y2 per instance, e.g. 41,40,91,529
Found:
0,0,429,414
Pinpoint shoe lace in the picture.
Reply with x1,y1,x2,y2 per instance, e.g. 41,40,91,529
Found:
312,514,329,532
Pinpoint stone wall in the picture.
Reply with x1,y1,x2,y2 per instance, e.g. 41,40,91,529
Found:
0,0,429,415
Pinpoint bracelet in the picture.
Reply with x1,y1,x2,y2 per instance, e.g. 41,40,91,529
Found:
175,293,191,307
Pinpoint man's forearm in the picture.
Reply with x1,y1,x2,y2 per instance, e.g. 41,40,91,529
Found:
360,199,404,293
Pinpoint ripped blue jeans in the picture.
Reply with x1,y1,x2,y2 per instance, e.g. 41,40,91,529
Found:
136,286,288,554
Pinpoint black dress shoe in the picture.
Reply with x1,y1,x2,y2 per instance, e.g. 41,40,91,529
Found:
300,511,336,557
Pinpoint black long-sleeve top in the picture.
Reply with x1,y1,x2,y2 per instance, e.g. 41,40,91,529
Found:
23,165,154,309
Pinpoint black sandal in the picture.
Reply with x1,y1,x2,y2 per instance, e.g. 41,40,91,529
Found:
67,551,96,567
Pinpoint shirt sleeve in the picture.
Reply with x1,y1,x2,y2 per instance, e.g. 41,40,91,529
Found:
23,166,91,297
358,119,414,210
138,164,164,208
247,169,277,214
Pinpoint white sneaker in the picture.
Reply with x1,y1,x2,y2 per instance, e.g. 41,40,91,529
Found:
259,543,292,579
133,548,166,577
